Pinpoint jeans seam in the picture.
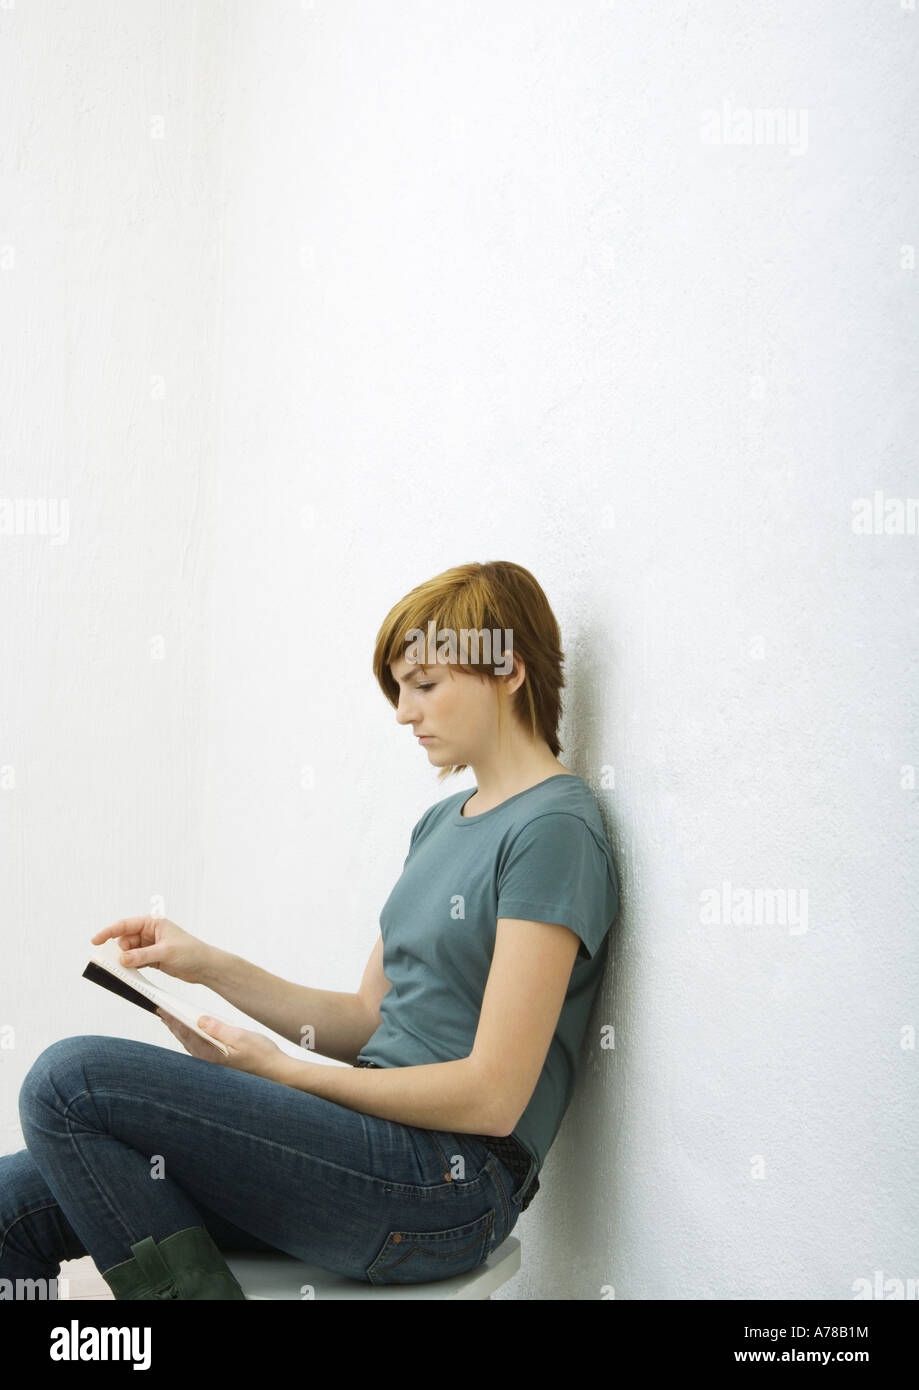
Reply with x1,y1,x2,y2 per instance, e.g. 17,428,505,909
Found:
62,1111,144,1255
0,1201,66,1262
23,1060,141,1259
54,1086,466,1197
425,1130,454,1176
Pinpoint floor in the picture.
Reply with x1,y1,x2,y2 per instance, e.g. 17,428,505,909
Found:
58,1256,114,1300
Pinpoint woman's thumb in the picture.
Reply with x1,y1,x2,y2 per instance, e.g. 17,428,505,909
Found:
120,945,162,969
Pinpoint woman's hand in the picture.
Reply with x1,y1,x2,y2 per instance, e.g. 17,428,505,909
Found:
91,915,213,985
156,1009,289,1084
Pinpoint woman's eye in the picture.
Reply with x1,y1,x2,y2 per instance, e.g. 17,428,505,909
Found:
417,683,434,691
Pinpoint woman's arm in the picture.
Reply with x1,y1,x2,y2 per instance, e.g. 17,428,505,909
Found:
274,1052,504,1135
200,944,381,1066
271,917,582,1136
95,916,385,1066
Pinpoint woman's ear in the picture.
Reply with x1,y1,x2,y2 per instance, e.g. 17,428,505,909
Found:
503,654,527,698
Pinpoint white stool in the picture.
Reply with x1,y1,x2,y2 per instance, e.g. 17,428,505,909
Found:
224,1235,521,1300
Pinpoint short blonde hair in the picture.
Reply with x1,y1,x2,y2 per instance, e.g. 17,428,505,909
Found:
373,560,565,781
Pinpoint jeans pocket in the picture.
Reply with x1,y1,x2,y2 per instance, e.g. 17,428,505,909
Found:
366,1208,495,1286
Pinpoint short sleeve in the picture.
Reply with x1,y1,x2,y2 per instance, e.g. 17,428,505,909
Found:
405,805,435,864
496,812,619,961
404,818,422,867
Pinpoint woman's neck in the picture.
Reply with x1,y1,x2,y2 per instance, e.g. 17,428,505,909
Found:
463,759,576,815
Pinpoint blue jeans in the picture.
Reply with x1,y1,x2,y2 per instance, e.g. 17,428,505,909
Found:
2,1035,533,1294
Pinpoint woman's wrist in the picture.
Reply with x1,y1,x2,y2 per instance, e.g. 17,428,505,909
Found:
268,1050,299,1088
197,943,233,991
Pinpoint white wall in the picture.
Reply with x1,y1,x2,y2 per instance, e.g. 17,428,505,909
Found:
0,0,228,1147
2,0,917,1301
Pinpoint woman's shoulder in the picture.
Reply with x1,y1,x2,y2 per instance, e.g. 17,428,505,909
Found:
515,771,609,827
505,775,618,875
406,787,467,845
407,771,614,855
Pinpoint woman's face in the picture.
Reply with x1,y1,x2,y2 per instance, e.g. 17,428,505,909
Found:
391,652,509,767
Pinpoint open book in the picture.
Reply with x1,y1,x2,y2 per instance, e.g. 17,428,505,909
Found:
82,938,230,1056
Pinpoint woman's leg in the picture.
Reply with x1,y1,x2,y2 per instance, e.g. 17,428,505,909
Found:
0,1148,86,1295
16,1034,517,1293
0,1146,287,1297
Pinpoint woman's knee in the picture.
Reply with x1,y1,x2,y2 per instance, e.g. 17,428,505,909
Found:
18,1035,112,1126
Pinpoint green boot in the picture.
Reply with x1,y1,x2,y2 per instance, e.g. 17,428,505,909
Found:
101,1226,247,1300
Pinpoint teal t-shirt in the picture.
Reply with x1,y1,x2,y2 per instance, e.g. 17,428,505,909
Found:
357,773,620,1171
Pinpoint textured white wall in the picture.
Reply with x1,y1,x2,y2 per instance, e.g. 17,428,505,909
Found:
2,1,917,1302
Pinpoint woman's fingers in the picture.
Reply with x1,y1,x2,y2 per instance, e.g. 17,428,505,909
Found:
119,943,166,968
91,917,153,947
158,1011,212,1061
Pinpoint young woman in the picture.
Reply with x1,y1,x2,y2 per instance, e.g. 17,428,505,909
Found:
1,560,619,1298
